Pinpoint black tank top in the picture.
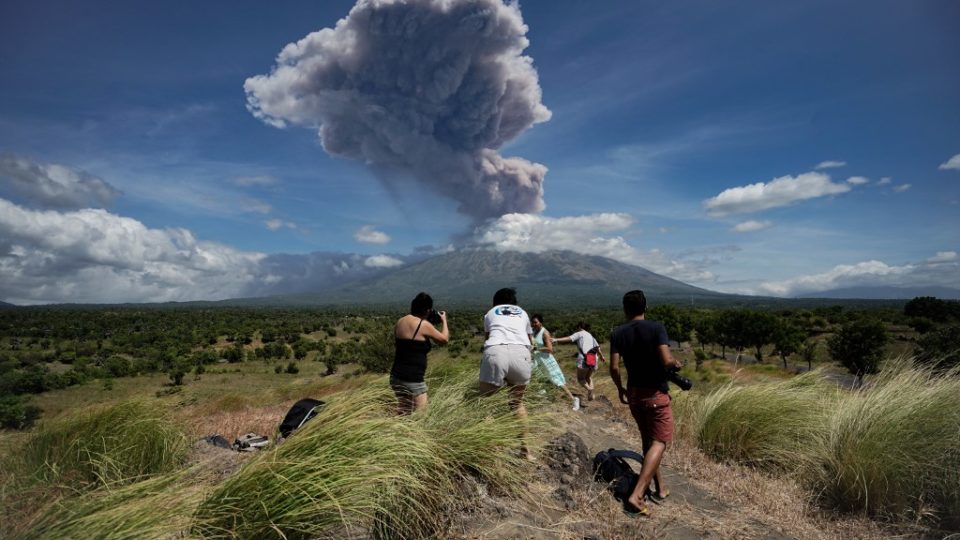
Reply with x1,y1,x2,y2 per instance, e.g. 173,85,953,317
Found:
391,319,432,383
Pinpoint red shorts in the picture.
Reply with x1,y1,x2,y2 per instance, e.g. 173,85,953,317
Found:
628,387,674,443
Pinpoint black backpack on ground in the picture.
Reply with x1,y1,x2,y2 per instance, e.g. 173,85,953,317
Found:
592,448,644,502
279,398,326,438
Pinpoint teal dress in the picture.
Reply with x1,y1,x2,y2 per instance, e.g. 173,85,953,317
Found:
533,329,566,386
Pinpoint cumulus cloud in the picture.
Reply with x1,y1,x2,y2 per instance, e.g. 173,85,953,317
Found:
755,253,960,297
244,0,551,221
354,225,391,245
0,197,265,304
703,172,850,217
364,254,404,268
815,160,846,170
0,196,426,303
732,220,772,233
0,154,122,209
846,176,869,185
928,251,958,263
878,177,892,185
474,213,714,283
893,183,912,192
939,153,960,171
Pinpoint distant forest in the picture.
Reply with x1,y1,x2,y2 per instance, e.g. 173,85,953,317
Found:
2,297,958,429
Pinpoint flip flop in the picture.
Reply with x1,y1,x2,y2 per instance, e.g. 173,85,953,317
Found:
623,500,650,518
647,489,670,505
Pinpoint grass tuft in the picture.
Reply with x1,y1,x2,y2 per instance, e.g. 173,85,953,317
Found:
193,374,549,539
21,400,189,488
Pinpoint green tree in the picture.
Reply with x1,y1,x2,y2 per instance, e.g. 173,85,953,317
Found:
915,325,960,370
773,319,805,370
743,311,778,364
828,318,888,386
648,305,694,344
904,296,951,323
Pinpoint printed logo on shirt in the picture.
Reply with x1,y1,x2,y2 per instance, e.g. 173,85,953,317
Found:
494,306,524,317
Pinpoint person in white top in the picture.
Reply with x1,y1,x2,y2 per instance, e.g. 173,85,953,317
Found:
479,287,535,460
553,321,606,401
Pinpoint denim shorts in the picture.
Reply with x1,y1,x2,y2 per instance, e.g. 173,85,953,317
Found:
390,376,428,397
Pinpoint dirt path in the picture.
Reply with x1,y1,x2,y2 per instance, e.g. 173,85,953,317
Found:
453,393,792,540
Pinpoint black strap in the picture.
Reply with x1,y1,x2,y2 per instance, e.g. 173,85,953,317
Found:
411,318,424,340
604,449,644,463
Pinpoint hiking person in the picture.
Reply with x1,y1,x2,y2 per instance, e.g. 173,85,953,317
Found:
608,290,681,516
479,287,536,460
553,322,606,401
391,292,448,414
530,314,580,411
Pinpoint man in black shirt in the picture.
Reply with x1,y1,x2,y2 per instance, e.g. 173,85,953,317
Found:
609,290,681,516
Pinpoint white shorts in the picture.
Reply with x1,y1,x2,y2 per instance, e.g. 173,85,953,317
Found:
480,344,532,387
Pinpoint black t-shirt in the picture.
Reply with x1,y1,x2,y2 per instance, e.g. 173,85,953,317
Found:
609,319,670,392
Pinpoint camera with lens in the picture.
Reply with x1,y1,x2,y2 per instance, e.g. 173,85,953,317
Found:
426,309,443,326
667,367,693,391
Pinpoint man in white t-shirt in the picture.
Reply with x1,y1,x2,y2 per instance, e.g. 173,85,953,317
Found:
479,287,535,460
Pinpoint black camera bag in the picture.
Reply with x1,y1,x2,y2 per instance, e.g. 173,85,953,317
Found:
592,448,644,502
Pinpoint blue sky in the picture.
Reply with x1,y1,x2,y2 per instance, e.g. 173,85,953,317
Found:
1,0,958,303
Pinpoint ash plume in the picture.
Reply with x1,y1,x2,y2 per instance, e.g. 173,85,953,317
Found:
244,0,551,220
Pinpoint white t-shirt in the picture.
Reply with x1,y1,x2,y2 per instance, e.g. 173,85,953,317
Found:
483,304,533,347
570,330,599,359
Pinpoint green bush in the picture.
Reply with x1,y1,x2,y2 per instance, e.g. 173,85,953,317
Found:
0,395,42,429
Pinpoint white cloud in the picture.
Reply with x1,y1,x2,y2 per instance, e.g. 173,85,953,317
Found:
878,177,892,185
846,176,869,185
265,219,296,231
757,260,914,297
928,251,958,263
938,153,960,171
703,172,850,216
354,225,391,245
732,220,772,233
754,253,960,297
0,197,265,304
233,175,279,187
0,154,122,209
893,183,912,192
364,255,404,268
474,213,714,283
815,160,846,170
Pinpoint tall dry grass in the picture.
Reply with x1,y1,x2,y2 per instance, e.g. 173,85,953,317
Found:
20,400,189,487
812,362,960,523
191,374,551,539
677,361,960,527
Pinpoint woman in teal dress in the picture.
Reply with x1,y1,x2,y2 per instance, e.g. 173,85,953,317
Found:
531,314,580,411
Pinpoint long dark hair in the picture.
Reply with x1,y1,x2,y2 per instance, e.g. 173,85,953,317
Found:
410,292,433,317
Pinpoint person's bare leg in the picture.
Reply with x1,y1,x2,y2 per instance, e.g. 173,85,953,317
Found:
642,436,665,498
508,384,534,460
576,368,594,400
412,392,428,412
628,439,665,512
478,381,500,396
395,391,412,416
559,384,575,401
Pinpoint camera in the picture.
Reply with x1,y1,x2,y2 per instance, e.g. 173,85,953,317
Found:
426,309,443,326
667,367,693,391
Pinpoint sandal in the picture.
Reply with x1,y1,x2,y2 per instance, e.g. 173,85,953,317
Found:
623,500,650,517
647,488,670,504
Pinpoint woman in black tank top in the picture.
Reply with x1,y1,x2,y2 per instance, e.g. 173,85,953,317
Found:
391,292,449,414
